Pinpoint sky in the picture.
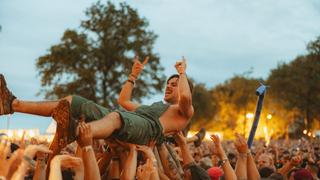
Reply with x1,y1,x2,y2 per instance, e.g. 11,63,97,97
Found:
0,0,320,133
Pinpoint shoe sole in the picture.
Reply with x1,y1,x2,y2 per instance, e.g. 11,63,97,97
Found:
51,99,71,149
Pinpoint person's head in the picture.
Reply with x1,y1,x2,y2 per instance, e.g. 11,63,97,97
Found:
188,164,211,180
259,167,275,178
227,152,237,169
194,152,201,163
207,167,223,180
164,74,193,104
258,153,274,169
280,150,290,164
292,168,314,180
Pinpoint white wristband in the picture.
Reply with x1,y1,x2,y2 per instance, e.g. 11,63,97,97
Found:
82,145,93,152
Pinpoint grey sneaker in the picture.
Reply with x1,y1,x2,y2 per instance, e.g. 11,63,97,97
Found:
0,74,16,115
194,128,206,147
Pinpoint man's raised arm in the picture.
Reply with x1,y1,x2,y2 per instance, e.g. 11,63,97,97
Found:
175,58,194,118
117,56,148,111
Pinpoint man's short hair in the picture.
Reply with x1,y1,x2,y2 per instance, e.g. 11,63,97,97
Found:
167,74,194,93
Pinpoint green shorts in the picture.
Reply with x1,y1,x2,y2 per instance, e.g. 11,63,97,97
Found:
69,95,164,145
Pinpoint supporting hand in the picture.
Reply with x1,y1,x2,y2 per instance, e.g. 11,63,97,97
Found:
77,122,93,148
174,131,187,147
136,145,156,161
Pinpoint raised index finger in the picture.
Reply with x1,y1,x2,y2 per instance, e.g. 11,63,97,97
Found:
142,56,149,65
182,56,186,63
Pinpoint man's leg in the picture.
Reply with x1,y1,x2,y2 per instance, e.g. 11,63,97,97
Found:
87,112,122,139
1,74,72,117
47,101,122,176
11,96,72,116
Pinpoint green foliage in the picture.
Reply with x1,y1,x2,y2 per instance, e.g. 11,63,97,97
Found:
189,82,217,130
214,75,261,112
211,75,262,130
192,83,217,121
36,1,165,108
307,35,320,55
267,53,320,129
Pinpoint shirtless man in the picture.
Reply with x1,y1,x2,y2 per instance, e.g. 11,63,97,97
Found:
0,56,193,150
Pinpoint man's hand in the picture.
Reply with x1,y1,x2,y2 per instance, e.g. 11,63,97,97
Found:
210,134,225,159
24,144,52,160
136,159,156,180
77,122,93,148
175,57,187,75
115,139,136,151
58,155,83,170
0,141,21,177
174,131,187,147
136,145,156,161
234,133,249,154
130,56,149,80
51,155,84,169
51,155,84,180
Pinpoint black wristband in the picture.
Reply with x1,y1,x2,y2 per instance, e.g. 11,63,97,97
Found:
127,79,135,85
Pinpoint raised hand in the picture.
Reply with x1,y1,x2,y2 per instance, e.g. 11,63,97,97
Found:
0,141,20,177
10,144,51,180
175,57,187,75
76,122,93,148
136,144,156,161
234,133,249,154
210,134,225,159
58,155,83,170
174,131,187,147
24,144,52,160
51,155,84,180
136,159,156,180
130,55,149,80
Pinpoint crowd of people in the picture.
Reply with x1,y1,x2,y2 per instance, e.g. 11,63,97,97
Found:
0,57,319,180
0,127,319,180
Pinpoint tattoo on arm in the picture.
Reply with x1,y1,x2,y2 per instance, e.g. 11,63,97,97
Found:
167,154,176,169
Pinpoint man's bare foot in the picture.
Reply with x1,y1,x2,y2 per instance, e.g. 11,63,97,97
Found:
0,74,16,115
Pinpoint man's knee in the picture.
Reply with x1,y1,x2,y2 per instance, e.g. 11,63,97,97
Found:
108,112,122,130
62,95,73,104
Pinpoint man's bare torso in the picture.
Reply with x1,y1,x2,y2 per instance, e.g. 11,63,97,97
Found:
159,104,190,135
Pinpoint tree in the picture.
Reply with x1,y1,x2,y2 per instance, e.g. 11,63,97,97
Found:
307,35,320,55
267,54,320,130
210,75,262,138
189,82,217,130
36,1,165,108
